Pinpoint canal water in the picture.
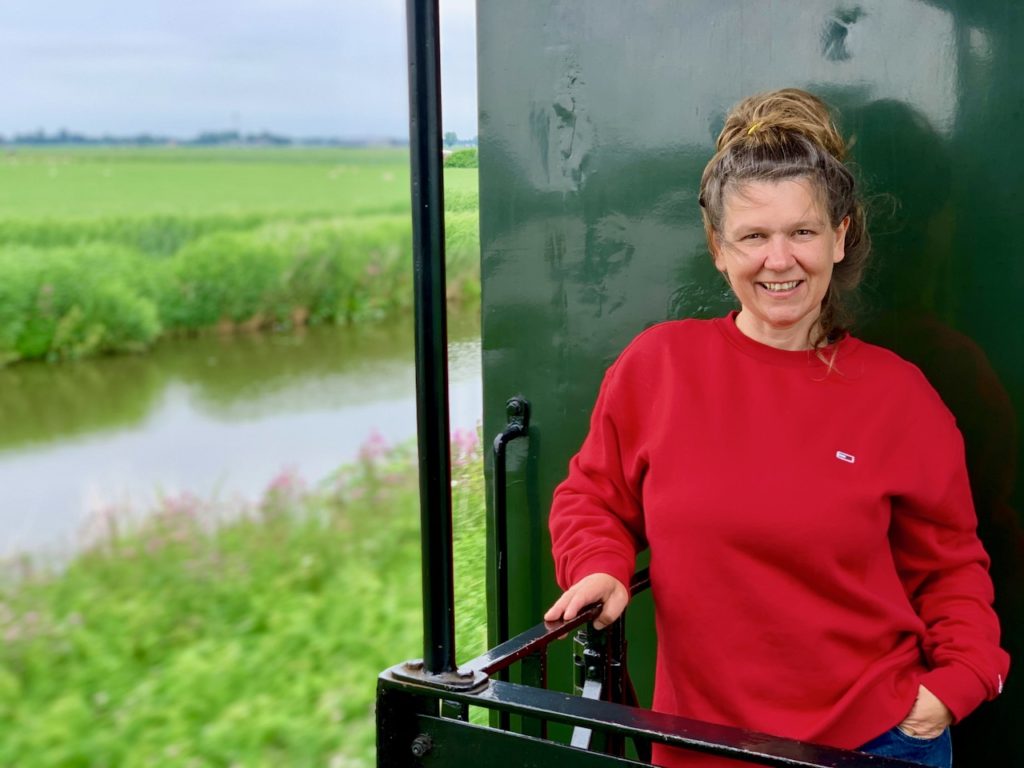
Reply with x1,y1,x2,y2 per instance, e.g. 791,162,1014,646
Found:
0,312,482,560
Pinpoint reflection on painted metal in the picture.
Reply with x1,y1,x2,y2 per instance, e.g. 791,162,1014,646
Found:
479,0,1024,763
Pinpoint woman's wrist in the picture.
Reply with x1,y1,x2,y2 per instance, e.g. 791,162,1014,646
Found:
897,685,953,738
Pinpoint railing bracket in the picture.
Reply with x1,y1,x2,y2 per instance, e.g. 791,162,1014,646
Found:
390,659,490,693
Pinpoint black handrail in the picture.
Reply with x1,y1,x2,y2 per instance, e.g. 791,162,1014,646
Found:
491,396,530,648
464,568,650,676
405,0,456,675
378,672,923,768
463,601,602,676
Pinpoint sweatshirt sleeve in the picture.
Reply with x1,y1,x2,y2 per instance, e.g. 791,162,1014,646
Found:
888,381,1010,722
549,357,649,592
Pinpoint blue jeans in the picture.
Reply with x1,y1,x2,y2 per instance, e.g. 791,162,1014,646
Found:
857,726,952,767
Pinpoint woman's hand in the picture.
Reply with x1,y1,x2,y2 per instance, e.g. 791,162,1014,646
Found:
897,685,953,739
544,572,629,630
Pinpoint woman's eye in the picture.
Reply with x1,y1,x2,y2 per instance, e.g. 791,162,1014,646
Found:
794,229,815,237
742,233,764,240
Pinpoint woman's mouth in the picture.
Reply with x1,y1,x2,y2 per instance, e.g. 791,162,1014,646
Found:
758,280,802,293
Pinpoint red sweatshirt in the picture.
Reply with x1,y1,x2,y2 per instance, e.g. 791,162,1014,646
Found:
549,314,1009,767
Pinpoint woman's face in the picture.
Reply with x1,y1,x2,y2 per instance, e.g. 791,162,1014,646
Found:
713,178,849,350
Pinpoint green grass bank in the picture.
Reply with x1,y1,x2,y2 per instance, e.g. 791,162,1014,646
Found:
0,147,479,365
0,432,486,767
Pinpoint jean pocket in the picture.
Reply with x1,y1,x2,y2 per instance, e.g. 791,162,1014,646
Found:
858,726,952,768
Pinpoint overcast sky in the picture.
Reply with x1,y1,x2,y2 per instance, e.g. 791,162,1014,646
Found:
1,0,477,140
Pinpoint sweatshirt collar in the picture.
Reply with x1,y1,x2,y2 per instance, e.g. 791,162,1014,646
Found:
714,310,859,368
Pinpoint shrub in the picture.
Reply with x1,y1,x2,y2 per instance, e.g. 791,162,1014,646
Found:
163,233,291,330
443,148,478,168
0,244,162,363
260,215,414,326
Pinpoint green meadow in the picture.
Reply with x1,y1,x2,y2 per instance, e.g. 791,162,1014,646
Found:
0,146,479,364
0,146,481,218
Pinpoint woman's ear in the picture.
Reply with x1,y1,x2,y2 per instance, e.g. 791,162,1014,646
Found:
710,233,725,271
711,238,732,286
833,216,850,263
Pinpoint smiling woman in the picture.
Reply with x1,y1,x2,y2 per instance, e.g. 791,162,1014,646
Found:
546,88,1009,768
711,177,848,350
698,88,869,352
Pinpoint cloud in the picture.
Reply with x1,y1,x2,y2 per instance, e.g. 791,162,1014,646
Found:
1,0,477,138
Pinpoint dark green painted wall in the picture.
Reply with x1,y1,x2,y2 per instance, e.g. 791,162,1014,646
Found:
477,1,1023,761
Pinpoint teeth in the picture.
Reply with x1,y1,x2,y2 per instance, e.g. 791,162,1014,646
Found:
761,281,800,292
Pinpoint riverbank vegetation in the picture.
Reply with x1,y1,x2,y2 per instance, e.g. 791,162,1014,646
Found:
0,147,479,365
0,432,486,767
443,148,478,168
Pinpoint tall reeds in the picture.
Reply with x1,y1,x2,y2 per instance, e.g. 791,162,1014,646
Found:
0,210,479,364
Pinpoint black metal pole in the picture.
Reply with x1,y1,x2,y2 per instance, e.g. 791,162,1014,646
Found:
405,0,456,675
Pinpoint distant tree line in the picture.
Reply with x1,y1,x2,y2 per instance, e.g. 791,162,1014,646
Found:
444,131,476,148
0,129,432,148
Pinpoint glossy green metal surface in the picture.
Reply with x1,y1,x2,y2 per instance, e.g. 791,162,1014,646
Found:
478,1,1023,762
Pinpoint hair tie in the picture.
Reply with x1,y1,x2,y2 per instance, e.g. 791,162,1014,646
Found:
747,121,762,136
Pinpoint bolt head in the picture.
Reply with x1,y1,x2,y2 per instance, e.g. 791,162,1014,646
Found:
410,734,432,757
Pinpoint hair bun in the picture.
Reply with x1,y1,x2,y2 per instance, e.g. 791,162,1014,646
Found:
717,88,846,160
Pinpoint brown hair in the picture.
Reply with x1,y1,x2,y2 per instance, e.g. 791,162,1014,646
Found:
698,88,870,348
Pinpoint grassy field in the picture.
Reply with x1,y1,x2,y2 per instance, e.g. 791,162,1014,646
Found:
0,147,479,364
0,146,479,218
0,434,486,767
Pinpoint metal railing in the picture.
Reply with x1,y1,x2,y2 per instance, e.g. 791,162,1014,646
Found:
378,568,921,767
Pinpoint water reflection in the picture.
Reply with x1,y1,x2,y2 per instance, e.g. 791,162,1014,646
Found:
0,311,482,559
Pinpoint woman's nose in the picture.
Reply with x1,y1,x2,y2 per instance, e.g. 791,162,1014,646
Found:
763,236,795,270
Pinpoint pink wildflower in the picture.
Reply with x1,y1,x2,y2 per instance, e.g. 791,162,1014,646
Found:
359,429,390,463
266,466,305,496
451,427,480,465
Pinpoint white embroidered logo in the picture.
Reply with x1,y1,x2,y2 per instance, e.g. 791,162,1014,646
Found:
835,450,856,464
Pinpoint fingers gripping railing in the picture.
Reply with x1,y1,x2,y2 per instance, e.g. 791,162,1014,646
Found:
467,570,653,758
